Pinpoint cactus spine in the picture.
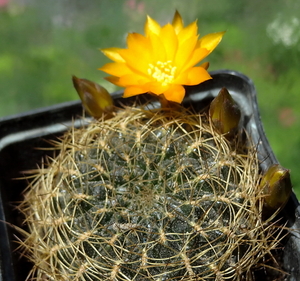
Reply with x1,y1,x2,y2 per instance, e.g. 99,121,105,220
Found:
20,101,284,281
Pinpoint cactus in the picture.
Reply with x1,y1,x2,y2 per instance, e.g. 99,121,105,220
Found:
19,94,287,281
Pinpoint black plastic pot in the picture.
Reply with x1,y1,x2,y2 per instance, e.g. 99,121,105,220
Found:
0,70,299,280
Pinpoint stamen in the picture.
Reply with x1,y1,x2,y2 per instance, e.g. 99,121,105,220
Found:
148,61,177,86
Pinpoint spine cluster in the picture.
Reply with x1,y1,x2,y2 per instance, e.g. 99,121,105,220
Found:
20,106,282,280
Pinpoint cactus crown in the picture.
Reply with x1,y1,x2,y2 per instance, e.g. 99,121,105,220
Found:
19,103,283,281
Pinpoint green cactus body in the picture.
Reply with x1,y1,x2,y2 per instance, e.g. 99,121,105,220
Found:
21,105,280,280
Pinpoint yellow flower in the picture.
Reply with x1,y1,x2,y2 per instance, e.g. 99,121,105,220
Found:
99,11,225,103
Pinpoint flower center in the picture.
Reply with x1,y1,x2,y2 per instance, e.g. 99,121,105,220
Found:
148,61,177,86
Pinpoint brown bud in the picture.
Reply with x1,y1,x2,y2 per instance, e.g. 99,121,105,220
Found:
209,88,241,138
72,76,114,119
260,164,292,213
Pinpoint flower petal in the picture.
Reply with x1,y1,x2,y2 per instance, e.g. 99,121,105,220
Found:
198,31,225,54
99,62,132,77
123,85,147,97
175,66,212,85
101,48,125,63
186,66,212,85
172,10,184,34
148,32,166,62
147,82,168,95
145,15,161,36
160,23,178,61
200,61,209,70
174,35,199,71
118,49,150,76
179,47,209,73
127,33,151,56
119,73,149,86
177,21,198,44
104,76,124,87
163,84,185,103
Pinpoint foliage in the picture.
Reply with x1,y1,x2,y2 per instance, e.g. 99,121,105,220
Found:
1,0,300,196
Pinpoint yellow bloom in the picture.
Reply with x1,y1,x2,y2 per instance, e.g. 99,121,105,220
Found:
99,11,225,103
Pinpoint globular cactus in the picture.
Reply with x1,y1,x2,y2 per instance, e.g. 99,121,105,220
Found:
19,90,288,281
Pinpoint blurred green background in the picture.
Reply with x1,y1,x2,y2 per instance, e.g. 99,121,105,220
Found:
1,0,300,197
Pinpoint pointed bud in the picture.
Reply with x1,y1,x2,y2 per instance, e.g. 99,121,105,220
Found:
72,76,114,119
260,164,292,214
209,88,241,137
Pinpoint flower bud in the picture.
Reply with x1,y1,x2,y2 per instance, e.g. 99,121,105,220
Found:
260,164,292,213
209,88,241,137
72,76,114,119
